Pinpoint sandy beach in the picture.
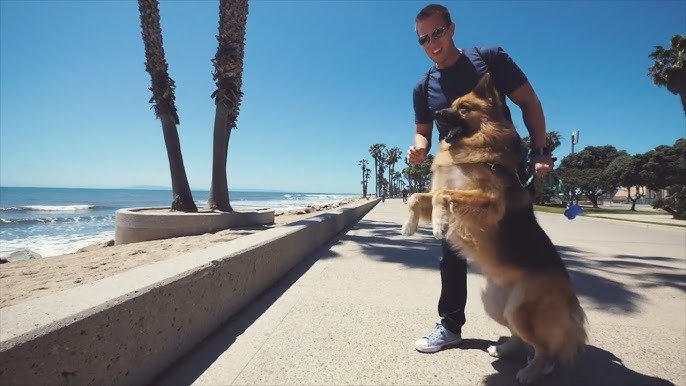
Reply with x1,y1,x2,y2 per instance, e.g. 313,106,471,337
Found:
0,198,364,309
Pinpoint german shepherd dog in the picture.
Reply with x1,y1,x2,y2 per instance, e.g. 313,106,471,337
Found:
402,74,586,383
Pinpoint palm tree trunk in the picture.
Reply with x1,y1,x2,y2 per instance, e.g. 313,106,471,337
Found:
139,0,196,212
158,114,197,211
680,91,686,115
374,158,380,197
206,0,248,211
208,101,233,211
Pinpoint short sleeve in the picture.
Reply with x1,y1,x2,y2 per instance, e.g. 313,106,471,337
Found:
413,75,432,124
480,46,528,96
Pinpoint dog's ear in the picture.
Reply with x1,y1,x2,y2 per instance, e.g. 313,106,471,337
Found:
473,73,500,106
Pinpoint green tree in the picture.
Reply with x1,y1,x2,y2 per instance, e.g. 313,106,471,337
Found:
138,0,196,212
403,154,434,193
648,34,686,114
557,145,623,208
605,153,647,211
642,139,686,218
207,0,249,211
369,144,386,196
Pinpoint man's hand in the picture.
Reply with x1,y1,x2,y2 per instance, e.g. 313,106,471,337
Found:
408,146,428,164
532,154,553,177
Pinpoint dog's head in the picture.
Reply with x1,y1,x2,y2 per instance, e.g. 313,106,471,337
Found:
435,73,508,144
436,74,519,165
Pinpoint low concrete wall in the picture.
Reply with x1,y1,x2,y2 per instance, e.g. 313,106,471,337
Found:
0,199,379,386
115,207,275,245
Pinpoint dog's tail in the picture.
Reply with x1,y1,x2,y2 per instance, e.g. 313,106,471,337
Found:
559,295,588,366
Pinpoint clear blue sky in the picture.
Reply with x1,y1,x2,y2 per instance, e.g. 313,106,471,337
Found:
1,1,684,194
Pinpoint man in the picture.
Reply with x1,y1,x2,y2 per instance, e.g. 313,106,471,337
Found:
408,4,554,353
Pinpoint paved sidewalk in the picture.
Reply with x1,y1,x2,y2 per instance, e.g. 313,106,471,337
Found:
156,198,685,386
584,212,686,227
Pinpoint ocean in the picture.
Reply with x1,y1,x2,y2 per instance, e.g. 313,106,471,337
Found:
0,187,355,259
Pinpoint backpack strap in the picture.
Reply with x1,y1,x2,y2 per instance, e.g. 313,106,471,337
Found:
474,46,491,73
422,68,431,104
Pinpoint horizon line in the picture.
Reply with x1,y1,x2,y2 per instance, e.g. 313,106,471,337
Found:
0,185,358,195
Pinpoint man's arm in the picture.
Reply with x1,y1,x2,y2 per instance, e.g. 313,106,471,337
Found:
408,123,433,164
508,81,553,175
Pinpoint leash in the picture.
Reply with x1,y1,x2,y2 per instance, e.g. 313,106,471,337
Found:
523,173,563,196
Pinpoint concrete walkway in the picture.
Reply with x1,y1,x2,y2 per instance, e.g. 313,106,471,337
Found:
156,198,685,386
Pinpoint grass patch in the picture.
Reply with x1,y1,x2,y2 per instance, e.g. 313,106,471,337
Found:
533,205,664,216
533,205,565,214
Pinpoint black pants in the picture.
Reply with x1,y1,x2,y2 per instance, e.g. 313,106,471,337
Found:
438,241,468,334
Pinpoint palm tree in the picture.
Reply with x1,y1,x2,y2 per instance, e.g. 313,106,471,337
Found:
138,0,197,212
369,143,386,196
648,34,686,114
385,147,401,196
358,159,369,198
392,170,402,193
521,130,563,158
207,0,249,212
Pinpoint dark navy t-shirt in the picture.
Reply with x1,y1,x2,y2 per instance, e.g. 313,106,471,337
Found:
413,46,528,140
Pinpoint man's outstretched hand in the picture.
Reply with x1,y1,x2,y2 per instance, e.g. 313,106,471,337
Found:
408,146,428,164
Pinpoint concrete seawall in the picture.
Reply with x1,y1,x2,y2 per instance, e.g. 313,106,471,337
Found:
0,199,379,385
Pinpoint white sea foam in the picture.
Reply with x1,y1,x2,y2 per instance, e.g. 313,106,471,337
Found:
11,205,96,212
0,231,114,259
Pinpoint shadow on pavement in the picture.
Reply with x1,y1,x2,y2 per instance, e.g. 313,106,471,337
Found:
481,344,675,386
347,219,683,314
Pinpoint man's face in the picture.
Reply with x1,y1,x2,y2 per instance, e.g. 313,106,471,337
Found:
416,13,455,64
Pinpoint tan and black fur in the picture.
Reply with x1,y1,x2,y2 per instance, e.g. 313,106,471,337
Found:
402,74,587,383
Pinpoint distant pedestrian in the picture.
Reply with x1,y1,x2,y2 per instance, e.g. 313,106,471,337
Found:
402,188,409,204
381,186,388,203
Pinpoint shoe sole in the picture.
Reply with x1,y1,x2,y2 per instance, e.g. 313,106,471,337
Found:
415,340,462,353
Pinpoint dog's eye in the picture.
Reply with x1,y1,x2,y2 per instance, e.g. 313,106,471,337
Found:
458,108,470,116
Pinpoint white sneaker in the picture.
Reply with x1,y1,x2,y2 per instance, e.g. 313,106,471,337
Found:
415,323,461,353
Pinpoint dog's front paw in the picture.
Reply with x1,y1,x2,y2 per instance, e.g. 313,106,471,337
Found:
487,345,500,357
401,221,417,236
432,221,448,239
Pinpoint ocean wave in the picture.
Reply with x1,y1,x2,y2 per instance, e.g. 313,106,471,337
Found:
0,215,115,226
0,204,102,212
0,231,115,259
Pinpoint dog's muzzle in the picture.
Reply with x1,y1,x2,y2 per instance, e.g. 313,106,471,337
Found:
435,108,468,143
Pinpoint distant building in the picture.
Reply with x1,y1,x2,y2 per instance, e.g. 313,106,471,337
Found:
611,186,665,203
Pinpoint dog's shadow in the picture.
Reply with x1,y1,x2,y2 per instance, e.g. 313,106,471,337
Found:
454,338,675,386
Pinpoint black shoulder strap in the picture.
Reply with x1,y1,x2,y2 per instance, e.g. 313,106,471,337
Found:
423,69,431,103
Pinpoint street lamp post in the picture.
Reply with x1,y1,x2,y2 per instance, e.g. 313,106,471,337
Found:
571,130,580,154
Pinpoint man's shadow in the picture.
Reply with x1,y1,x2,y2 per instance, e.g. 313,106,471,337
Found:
454,338,675,386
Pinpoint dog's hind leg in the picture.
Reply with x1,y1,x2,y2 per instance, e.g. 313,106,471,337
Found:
516,343,553,384
483,281,526,358
506,290,556,383
402,193,433,236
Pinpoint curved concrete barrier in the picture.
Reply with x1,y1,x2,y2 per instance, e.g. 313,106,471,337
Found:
0,198,379,386
114,207,275,245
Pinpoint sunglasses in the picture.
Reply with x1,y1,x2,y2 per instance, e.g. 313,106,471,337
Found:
418,26,448,46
